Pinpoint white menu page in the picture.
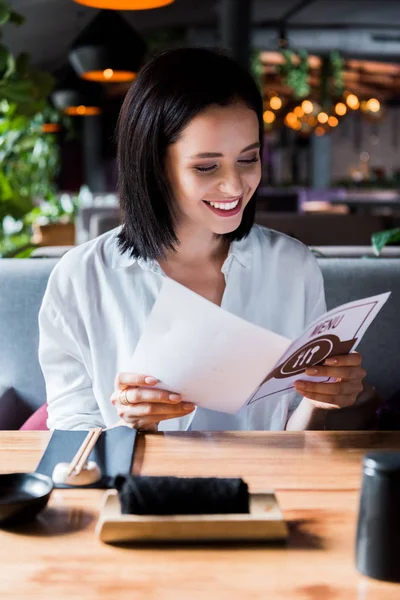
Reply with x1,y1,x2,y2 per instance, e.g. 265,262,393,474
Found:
131,278,390,414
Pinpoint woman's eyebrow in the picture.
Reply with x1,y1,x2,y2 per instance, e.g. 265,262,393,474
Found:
189,141,260,159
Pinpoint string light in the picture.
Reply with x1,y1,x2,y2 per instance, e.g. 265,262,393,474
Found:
335,102,347,116
366,98,380,113
346,94,360,110
284,112,301,130
317,112,329,124
269,96,282,110
285,112,298,126
301,100,314,114
294,106,304,117
315,126,325,136
328,116,339,127
263,110,276,124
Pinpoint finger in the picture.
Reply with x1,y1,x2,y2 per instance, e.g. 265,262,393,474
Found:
131,419,159,432
305,365,367,380
111,387,182,405
323,352,363,368
303,393,356,408
118,401,195,418
295,380,363,396
115,372,160,390
119,416,159,431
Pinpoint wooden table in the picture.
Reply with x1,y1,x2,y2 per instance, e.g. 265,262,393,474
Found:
1,431,400,599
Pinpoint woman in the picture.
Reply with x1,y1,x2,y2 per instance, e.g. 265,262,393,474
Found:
39,48,368,432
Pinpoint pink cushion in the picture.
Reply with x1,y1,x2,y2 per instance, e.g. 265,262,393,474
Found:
20,403,48,431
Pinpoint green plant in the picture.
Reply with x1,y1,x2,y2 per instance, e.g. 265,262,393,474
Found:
328,51,345,96
25,192,79,226
0,191,78,258
372,228,400,256
0,1,54,116
0,100,64,256
278,49,310,98
0,230,31,258
0,101,60,222
250,50,264,92
0,0,72,257
319,51,345,110
278,49,344,105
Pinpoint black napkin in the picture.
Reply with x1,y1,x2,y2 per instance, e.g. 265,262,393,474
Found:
36,427,137,488
115,475,250,515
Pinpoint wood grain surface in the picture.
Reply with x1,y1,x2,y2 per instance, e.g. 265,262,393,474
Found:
1,430,400,600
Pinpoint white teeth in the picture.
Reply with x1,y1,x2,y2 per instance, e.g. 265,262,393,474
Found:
208,199,240,210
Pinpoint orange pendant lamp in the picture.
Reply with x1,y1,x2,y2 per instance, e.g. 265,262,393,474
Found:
73,1,175,9
69,10,146,83
41,123,62,133
64,105,102,116
51,66,103,116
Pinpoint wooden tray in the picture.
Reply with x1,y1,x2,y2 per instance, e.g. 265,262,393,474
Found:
96,490,288,543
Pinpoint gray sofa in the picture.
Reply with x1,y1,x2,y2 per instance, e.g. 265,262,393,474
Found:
0,258,399,427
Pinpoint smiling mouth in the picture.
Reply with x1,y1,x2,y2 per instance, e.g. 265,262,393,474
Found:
205,199,240,210
203,196,243,216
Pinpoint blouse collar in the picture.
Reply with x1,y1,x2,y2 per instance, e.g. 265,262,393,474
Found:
111,228,252,271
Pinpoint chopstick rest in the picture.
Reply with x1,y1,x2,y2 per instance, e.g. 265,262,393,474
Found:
52,428,102,486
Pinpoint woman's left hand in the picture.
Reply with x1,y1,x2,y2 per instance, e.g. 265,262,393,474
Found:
294,352,366,409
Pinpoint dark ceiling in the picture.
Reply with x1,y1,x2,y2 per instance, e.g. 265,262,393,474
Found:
4,0,400,73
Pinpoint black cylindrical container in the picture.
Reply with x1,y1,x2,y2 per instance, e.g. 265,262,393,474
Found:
356,451,400,583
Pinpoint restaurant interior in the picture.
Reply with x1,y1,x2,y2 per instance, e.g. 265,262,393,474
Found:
1,0,400,598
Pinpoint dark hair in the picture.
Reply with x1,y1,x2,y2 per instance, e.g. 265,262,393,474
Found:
116,47,264,260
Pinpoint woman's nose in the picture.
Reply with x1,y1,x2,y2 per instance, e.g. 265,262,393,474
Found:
217,168,243,197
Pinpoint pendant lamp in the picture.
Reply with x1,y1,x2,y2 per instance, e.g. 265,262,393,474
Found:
73,0,175,8
51,66,103,116
42,123,62,133
69,10,146,83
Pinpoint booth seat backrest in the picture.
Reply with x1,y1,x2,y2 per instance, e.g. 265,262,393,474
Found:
0,259,58,411
0,257,399,415
319,258,400,400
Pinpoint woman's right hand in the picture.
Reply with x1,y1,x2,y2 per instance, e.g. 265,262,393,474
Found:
111,372,195,431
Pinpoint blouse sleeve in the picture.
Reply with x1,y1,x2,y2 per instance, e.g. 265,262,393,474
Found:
38,292,105,431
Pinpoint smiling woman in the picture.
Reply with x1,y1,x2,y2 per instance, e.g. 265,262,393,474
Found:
38,48,371,433
116,48,264,261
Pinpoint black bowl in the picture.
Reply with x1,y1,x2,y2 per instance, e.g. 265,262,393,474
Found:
0,472,53,526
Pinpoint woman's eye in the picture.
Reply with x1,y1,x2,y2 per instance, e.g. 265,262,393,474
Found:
193,156,259,173
239,157,259,165
194,165,217,173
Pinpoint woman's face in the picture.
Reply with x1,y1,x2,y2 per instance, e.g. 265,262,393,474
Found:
165,102,261,236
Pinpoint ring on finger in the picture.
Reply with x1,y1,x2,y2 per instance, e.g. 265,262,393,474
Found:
119,388,130,406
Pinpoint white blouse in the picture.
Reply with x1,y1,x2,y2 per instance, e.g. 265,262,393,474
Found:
38,224,326,432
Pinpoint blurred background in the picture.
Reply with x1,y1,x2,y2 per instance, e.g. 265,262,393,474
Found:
1,0,400,258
